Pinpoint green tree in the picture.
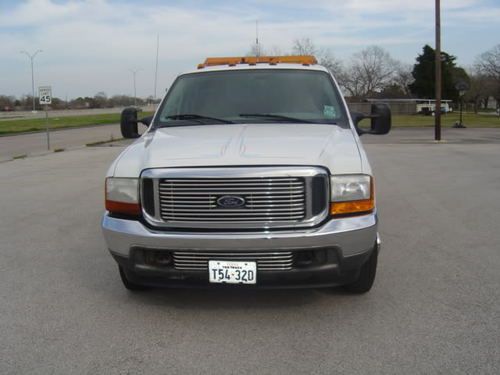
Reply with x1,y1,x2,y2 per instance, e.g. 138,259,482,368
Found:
409,45,469,101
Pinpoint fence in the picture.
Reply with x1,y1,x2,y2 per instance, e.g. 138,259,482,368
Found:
348,102,417,115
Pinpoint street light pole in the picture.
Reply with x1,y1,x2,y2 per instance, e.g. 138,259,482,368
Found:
20,49,43,112
435,0,442,141
130,68,141,107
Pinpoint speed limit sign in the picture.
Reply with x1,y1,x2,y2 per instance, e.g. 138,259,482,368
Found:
39,86,52,105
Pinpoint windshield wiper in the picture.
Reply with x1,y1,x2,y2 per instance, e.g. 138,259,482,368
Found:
238,113,318,124
164,114,234,124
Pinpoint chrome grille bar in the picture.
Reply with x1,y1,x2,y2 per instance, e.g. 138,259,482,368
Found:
141,167,329,229
173,251,294,271
159,177,306,224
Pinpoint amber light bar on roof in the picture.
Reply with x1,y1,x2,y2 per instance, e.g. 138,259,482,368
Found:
197,55,318,69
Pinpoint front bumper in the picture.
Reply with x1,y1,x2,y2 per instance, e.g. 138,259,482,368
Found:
102,213,379,288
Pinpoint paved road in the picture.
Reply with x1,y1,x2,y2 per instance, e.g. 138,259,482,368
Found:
1,130,499,374
2,125,499,162
0,106,157,120
0,124,122,161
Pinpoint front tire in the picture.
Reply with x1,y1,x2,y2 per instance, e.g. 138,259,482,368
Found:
343,247,378,294
118,266,150,292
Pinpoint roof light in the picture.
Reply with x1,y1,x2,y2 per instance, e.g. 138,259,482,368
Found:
197,55,318,69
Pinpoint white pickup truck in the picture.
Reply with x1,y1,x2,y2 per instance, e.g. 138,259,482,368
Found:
102,55,391,293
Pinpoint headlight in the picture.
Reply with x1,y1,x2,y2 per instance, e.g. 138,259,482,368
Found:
330,174,374,216
105,177,140,216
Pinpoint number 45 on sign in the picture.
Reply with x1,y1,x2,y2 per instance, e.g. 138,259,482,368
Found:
39,86,52,105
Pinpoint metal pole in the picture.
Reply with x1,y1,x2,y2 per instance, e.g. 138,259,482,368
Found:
154,34,159,100
31,58,35,111
435,0,442,141
460,97,463,126
130,69,140,107
133,72,137,107
255,20,260,57
20,50,43,112
45,105,50,150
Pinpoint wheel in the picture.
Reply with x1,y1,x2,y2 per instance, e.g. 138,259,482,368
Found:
343,247,378,294
118,266,150,291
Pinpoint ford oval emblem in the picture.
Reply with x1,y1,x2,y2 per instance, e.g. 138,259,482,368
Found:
217,195,246,208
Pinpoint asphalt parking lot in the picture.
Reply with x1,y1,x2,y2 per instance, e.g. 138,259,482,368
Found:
1,129,499,374
0,123,122,162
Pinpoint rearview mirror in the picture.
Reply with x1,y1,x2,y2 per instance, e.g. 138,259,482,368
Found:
351,103,391,136
120,108,152,138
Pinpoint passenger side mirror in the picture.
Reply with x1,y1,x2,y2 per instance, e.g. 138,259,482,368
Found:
120,108,152,138
351,103,391,136
140,115,153,127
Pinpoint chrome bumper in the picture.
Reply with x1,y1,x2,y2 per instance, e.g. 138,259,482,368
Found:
102,212,378,259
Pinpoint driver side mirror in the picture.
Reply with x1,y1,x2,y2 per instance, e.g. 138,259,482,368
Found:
351,103,391,136
120,107,153,138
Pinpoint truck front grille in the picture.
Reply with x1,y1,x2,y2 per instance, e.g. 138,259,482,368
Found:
158,177,306,223
173,251,294,271
141,167,329,229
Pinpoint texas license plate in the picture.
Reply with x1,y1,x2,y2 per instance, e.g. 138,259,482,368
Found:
208,260,257,284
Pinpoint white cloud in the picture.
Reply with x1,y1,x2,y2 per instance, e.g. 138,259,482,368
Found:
0,0,498,98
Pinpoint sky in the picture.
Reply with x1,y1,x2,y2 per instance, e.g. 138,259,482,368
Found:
0,0,499,99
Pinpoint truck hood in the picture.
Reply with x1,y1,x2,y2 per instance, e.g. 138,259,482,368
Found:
111,124,364,176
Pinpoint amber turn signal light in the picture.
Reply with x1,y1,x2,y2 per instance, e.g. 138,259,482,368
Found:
105,200,141,216
330,197,374,216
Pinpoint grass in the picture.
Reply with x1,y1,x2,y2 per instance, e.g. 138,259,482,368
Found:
0,112,154,136
0,110,498,135
392,112,500,128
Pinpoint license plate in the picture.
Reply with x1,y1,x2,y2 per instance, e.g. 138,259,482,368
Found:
208,260,257,284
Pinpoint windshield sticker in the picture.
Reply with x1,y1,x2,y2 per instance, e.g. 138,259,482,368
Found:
323,105,336,118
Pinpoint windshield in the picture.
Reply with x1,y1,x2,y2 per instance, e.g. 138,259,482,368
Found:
154,69,348,127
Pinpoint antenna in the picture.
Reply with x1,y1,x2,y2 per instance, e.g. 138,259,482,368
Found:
255,20,260,57
154,33,159,100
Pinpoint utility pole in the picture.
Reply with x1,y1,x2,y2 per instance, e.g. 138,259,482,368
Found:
20,49,43,112
154,34,159,100
435,0,442,141
130,68,141,107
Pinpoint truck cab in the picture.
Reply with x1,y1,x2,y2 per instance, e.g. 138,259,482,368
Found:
102,55,390,293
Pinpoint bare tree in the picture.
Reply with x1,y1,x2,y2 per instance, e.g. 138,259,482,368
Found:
475,44,500,107
247,42,264,57
343,46,398,98
246,44,284,57
465,66,494,113
0,95,16,110
267,45,283,56
393,63,414,97
93,91,108,108
292,37,317,55
476,44,500,77
292,38,344,82
318,49,344,80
